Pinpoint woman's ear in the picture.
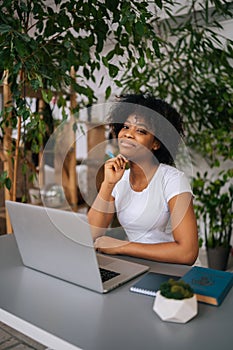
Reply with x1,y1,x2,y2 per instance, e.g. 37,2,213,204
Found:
153,139,160,150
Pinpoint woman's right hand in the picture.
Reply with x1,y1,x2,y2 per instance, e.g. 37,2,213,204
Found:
104,154,128,185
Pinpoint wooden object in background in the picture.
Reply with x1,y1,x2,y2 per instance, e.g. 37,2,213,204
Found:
68,67,78,210
3,71,13,233
54,67,78,210
38,99,45,188
86,123,106,205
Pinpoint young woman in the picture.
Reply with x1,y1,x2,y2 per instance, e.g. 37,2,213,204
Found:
88,94,199,265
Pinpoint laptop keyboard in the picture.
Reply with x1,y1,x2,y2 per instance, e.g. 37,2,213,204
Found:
99,268,120,282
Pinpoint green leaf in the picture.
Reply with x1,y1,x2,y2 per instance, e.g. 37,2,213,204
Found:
14,37,27,56
152,39,160,57
0,171,11,190
0,24,12,34
105,86,111,100
154,0,163,10
108,64,118,78
106,50,115,61
121,33,129,47
135,22,144,37
22,109,30,121
41,90,53,104
105,0,118,12
114,80,123,88
5,177,12,190
138,56,145,68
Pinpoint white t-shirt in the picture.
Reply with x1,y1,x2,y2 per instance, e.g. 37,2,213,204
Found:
112,163,193,244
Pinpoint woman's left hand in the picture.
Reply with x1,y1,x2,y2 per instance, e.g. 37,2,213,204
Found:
94,236,129,255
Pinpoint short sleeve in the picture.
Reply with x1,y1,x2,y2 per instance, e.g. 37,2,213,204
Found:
163,168,193,203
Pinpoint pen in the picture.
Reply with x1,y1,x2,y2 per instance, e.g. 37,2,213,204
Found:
106,150,115,158
106,150,129,169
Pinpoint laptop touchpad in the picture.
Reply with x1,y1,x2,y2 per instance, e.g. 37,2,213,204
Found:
97,254,114,266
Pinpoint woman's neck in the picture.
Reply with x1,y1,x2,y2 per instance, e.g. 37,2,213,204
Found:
129,161,159,192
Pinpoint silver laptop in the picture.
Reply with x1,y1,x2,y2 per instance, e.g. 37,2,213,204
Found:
6,200,149,293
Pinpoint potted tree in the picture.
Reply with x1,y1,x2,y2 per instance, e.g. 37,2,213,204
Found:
153,278,197,323
192,169,233,270
0,0,164,232
120,2,233,272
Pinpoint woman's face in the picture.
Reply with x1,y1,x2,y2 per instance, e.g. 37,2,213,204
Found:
118,114,159,160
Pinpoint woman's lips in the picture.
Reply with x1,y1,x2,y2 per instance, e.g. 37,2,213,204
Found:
119,140,137,148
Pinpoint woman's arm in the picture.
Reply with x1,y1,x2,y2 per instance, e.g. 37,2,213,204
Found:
88,154,128,240
94,192,199,265
87,181,116,239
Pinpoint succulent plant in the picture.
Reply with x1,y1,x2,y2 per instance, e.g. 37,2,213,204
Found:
159,278,194,300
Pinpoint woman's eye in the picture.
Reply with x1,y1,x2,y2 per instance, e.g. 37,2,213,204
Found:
137,128,147,134
123,124,129,129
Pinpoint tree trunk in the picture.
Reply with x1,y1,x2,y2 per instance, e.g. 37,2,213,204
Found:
53,67,78,210
69,66,78,210
12,115,21,202
3,71,13,233
38,98,45,188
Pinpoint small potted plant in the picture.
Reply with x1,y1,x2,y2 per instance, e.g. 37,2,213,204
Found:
192,169,233,270
153,279,197,323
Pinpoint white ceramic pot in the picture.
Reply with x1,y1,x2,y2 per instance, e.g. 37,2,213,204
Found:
153,291,198,323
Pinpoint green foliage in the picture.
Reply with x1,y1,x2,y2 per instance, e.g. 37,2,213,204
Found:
160,278,194,300
0,0,164,193
0,0,232,209
121,0,233,166
0,0,162,108
0,171,11,190
193,169,233,248
119,1,233,251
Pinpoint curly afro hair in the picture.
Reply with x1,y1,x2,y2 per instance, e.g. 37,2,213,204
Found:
108,94,184,166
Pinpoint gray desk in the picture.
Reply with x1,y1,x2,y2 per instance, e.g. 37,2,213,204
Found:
0,234,233,350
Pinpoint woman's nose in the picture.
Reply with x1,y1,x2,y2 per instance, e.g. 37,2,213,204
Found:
124,128,134,138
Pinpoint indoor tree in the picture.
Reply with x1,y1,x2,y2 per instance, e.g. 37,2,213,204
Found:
0,0,167,230
1,0,232,242
120,0,233,253
121,0,233,166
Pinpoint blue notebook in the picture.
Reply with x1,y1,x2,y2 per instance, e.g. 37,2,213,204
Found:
181,266,233,306
129,272,179,297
